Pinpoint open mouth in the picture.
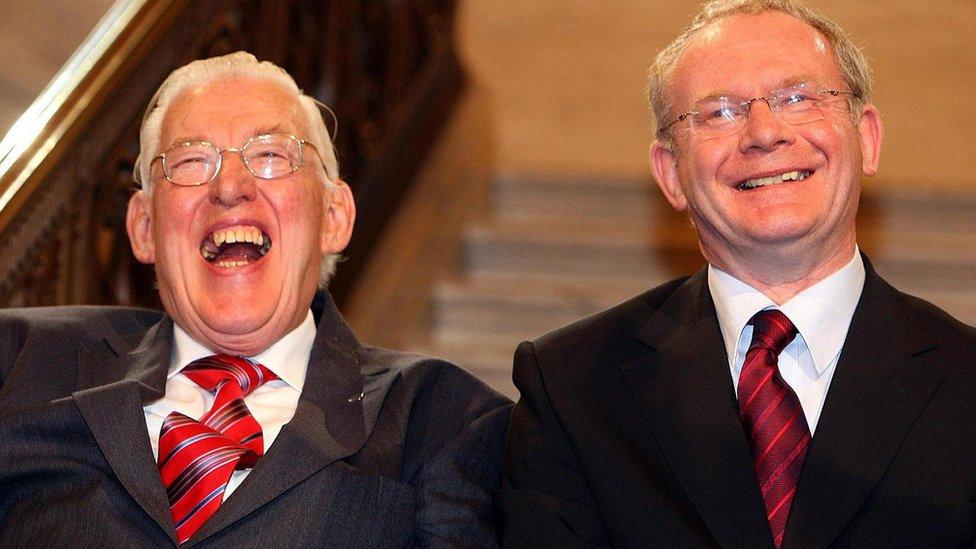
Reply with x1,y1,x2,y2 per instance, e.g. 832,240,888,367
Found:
199,225,272,268
736,170,812,191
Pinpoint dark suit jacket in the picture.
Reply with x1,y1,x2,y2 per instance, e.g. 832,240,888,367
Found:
498,259,976,548
0,294,512,547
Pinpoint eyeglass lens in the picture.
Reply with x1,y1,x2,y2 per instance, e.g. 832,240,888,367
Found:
163,135,304,186
687,82,844,138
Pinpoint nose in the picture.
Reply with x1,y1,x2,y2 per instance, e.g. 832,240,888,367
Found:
737,99,795,153
209,151,256,207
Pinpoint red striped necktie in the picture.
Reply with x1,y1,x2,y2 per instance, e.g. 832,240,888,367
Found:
737,310,810,548
157,354,278,544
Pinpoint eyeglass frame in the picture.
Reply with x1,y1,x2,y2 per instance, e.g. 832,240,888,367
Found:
148,133,324,187
657,83,861,139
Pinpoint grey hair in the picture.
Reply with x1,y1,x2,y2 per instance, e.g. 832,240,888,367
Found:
648,0,873,149
132,52,343,286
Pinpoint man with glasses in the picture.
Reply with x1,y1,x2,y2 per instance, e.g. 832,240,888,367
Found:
499,1,976,546
0,52,510,546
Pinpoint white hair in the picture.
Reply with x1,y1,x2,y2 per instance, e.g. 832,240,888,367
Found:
133,52,343,286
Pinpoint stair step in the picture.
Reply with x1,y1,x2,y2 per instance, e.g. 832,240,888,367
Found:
860,188,976,233
407,339,518,399
432,274,660,337
463,218,703,279
492,174,659,223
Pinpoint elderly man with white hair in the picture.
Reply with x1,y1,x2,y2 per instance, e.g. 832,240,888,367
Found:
0,52,511,547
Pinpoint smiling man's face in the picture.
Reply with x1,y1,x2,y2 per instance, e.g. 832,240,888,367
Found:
126,77,354,355
650,11,882,277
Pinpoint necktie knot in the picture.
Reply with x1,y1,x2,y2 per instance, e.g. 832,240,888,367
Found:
748,309,797,355
181,354,277,397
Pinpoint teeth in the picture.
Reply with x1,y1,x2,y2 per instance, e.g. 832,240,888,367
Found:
210,225,264,246
216,260,249,268
200,225,271,264
738,170,811,190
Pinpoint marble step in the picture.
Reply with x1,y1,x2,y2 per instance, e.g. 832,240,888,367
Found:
462,218,703,280
406,338,518,399
432,274,662,338
859,188,976,233
492,174,659,223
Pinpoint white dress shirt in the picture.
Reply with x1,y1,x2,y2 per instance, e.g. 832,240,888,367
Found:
143,310,315,499
708,249,865,435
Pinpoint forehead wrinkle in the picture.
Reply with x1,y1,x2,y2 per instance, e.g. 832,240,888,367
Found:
160,84,305,151
675,25,843,109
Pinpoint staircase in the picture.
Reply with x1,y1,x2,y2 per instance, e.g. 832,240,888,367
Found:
411,174,976,399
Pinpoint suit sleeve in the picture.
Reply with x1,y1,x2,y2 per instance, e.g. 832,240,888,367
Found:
408,370,514,548
496,341,609,548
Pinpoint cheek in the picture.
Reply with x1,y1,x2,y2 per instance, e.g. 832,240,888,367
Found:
151,193,200,255
813,116,860,158
271,185,325,244
677,145,726,197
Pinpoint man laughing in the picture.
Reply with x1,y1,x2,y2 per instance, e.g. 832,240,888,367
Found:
0,52,511,547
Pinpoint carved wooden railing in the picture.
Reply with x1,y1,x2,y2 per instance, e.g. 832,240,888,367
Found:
0,0,463,309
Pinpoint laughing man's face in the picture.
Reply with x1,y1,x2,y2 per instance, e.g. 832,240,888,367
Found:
126,77,353,355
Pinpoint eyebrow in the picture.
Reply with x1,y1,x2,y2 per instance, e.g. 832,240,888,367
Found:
253,125,294,137
165,135,210,148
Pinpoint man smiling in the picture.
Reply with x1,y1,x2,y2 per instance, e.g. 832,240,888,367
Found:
499,1,976,547
0,53,510,546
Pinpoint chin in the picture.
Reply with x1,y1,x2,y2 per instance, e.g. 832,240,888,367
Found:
743,219,820,246
203,306,275,337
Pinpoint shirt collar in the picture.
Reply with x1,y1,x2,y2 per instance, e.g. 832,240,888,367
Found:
708,247,865,376
169,309,315,391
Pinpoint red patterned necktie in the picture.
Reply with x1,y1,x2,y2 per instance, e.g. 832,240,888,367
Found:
157,354,278,544
737,310,810,548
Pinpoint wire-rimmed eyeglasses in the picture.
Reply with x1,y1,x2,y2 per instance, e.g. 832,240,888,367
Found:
150,133,322,187
658,81,860,139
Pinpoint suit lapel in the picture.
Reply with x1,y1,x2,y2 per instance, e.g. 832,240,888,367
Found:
72,316,177,542
784,262,943,547
191,293,374,544
621,271,774,548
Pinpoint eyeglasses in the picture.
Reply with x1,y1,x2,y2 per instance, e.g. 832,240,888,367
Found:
150,133,321,186
658,82,860,139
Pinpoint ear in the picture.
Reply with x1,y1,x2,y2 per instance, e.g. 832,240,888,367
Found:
649,140,688,211
321,179,355,254
126,191,156,264
857,103,884,177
